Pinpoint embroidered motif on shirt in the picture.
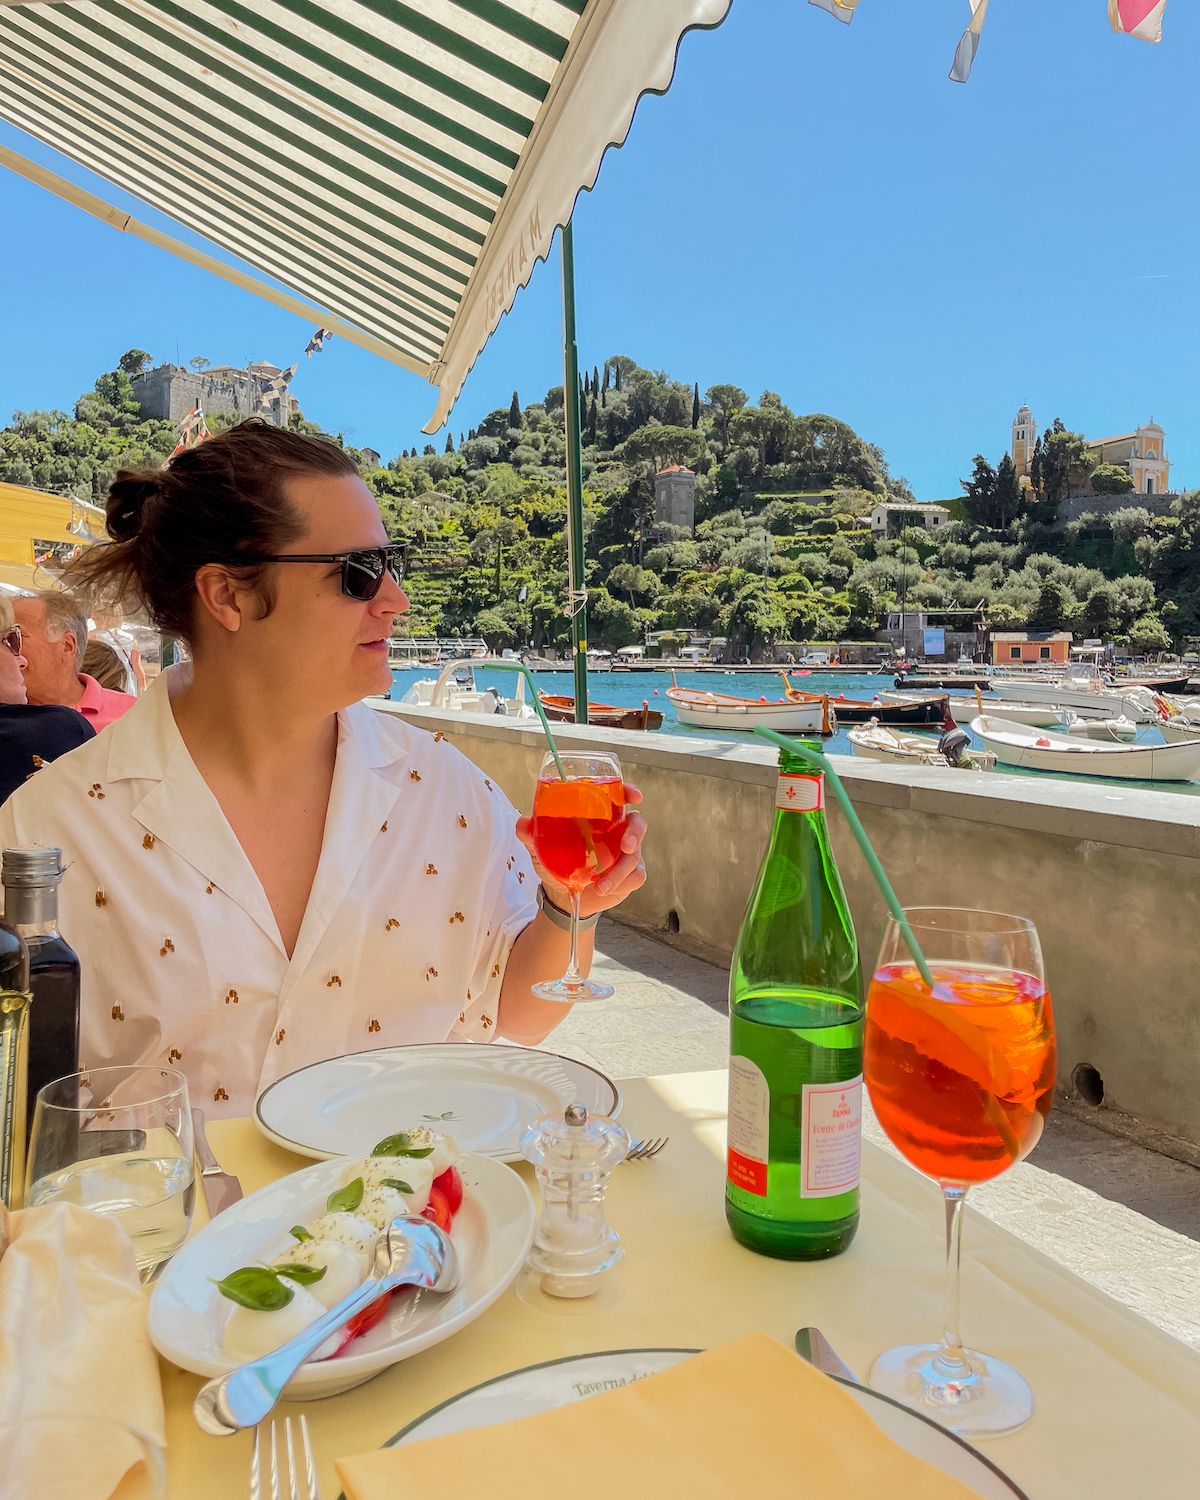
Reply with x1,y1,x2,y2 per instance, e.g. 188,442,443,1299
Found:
31,755,43,769
491,963,501,978
425,863,438,876
458,1010,467,1024
506,855,515,870
159,938,175,956
142,834,155,850
94,888,107,907
466,989,472,1001
367,1018,381,1034
433,732,446,743
449,911,465,925
111,1004,124,1021
457,814,467,828
409,769,422,782
167,1047,182,1063
205,882,214,895
213,1086,229,1102
425,966,438,980
384,917,400,931
225,987,239,1005
326,973,343,988
87,782,106,800
380,821,388,833
275,1028,286,1046
481,1014,493,1030
516,870,525,884
484,778,493,790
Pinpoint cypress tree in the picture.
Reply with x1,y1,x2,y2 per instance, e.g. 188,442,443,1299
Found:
614,361,622,392
592,365,600,396
1030,435,1043,496
509,390,521,427
691,382,700,429
586,395,598,445
602,363,610,394
445,431,454,452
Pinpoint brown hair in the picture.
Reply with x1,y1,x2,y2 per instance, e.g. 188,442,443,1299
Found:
81,638,129,692
64,420,357,641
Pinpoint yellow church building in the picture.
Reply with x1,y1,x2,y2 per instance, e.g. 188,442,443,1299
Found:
1011,406,1170,496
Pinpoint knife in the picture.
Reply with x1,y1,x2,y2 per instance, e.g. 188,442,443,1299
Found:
795,1326,859,1384
192,1106,243,1219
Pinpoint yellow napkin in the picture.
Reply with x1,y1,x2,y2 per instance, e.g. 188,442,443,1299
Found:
0,1200,166,1498
336,1333,981,1499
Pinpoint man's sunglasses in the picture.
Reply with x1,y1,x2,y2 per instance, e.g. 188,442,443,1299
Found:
238,543,407,601
1,626,21,657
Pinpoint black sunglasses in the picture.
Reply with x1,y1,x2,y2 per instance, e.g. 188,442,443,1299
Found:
1,626,21,657
238,543,407,601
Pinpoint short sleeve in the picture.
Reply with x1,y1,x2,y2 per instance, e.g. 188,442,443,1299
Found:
451,777,537,1043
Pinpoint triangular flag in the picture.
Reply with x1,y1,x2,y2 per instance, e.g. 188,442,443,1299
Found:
949,0,991,83
1109,0,1166,43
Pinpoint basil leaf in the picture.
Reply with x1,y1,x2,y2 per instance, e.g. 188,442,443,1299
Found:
273,1262,328,1287
289,1225,312,1242
326,1177,364,1213
212,1267,294,1311
381,1178,414,1194
371,1132,434,1159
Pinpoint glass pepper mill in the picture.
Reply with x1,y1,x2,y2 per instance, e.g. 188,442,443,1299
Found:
521,1101,629,1299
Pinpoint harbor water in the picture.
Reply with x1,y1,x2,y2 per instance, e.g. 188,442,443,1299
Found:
388,666,1200,799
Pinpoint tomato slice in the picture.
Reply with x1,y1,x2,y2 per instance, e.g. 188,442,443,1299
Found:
345,1290,391,1340
432,1166,463,1214
421,1185,452,1233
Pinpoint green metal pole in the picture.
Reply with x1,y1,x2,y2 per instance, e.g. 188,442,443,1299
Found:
561,221,589,725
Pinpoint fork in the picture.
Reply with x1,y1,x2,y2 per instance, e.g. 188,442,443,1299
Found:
250,1415,320,1500
626,1135,668,1161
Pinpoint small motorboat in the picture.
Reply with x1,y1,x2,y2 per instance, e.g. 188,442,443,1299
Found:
1159,716,1200,745
1059,713,1139,743
847,720,995,771
1118,674,1192,695
539,694,663,731
970,715,1200,782
667,673,834,733
787,678,947,725
399,660,536,719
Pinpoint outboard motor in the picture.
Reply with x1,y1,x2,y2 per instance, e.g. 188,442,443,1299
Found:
938,727,974,768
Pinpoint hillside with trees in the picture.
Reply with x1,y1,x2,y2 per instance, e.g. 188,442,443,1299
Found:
1,352,1195,656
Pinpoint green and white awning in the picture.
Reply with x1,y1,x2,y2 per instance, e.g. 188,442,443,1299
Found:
0,0,730,428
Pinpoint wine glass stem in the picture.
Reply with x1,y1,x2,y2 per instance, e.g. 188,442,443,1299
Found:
933,1184,971,1379
563,890,584,988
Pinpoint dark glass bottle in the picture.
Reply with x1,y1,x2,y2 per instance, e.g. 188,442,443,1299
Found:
0,913,31,1207
2,848,80,1130
725,745,863,1260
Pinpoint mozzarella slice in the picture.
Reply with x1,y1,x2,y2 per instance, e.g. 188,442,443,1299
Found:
271,1239,367,1308
394,1127,460,1175
222,1282,342,1363
358,1184,415,1230
305,1211,379,1259
350,1156,436,1210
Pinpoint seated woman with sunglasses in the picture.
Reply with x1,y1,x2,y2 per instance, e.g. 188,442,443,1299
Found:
0,597,94,804
0,422,646,1115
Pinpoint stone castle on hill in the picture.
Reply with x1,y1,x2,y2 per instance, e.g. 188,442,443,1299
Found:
1011,405,1174,518
131,361,298,428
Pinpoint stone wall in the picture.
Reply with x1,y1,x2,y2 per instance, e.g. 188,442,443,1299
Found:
372,699,1200,1153
131,365,284,426
1060,491,1178,521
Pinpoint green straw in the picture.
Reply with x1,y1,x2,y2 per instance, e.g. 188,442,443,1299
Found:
752,725,935,989
439,657,568,780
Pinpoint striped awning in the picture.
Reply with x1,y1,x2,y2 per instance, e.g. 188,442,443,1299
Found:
0,0,730,429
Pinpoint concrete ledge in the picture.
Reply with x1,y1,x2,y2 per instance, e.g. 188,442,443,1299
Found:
370,699,1200,1151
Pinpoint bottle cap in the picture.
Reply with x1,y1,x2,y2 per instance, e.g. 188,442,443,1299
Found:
1,847,65,888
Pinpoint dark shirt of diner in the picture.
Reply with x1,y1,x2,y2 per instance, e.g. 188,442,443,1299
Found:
0,704,95,804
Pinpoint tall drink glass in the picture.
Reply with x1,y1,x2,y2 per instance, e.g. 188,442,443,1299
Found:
530,751,626,1002
26,1065,195,1280
864,908,1055,1436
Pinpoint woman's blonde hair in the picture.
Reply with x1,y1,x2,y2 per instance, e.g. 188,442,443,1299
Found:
0,595,13,632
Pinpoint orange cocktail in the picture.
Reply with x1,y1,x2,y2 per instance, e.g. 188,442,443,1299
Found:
865,962,1055,1185
530,774,627,892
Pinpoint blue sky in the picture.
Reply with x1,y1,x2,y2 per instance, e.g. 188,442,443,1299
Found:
1,0,1195,499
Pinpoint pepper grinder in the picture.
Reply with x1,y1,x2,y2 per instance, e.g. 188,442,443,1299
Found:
521,1101,629,1298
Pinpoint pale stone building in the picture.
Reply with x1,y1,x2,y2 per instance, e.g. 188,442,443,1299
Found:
654,464,696,531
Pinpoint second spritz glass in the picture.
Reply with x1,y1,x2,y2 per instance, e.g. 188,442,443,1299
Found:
530,750,626,1003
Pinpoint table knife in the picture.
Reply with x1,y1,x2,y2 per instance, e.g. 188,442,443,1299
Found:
795,1326,859,1384
192,1106,243,1218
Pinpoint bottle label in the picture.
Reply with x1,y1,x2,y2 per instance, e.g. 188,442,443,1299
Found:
775,773,824,812
726,1055,769,1196
799,1075,862,1198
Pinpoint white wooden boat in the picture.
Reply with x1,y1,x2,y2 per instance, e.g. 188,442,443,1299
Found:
1160,718,1200,745
970,716,1200,782
667,678,833,733
847,720,995,771
990,676,1160,723
1059,713,1138,743
398,660,536,719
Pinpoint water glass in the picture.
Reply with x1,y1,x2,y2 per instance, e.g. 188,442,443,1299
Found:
25,1065,195,1279
0,1415,165,1498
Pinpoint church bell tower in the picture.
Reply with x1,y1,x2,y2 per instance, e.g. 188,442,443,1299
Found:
1011,404,1036,479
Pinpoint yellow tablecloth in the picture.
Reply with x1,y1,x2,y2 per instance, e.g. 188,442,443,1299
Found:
161,1072,1200,1497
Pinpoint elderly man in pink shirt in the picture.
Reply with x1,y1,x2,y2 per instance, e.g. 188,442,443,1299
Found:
13,591,136,733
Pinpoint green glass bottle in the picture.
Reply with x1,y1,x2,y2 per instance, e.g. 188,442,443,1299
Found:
725,744,863,1259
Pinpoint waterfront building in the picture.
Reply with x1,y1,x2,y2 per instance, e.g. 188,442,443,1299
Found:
989,630,1072,666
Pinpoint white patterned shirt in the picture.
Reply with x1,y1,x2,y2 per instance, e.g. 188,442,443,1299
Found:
0,670,538,1116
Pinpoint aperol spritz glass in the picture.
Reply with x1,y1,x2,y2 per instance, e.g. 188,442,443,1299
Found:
529,751,626,1003
864,908,1055,1436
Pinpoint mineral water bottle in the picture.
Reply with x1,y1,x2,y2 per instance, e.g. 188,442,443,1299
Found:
725,745,863,1259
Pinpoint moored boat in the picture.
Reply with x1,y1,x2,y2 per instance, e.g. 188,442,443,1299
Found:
539,694,663,731
787,681,947,725
847,720,995,771
991,675,1161,723
667,675,834,733
399,661,536,719
970,715,1200,782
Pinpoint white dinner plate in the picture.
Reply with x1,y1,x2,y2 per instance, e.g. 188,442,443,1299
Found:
148,1153,534,1399
254,1043,621,1162
378,1350,1029,1499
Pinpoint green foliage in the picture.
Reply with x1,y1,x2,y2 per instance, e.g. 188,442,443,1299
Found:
1091,463,1135,496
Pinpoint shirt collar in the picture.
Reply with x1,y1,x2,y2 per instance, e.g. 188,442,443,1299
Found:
75,673,105,717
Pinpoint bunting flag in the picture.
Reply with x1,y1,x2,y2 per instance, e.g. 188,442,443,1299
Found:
305,327,334,358
949,0,991,83
255,363,298,416
172,400,211,455
809,0,859,21
1109,0,1167,43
